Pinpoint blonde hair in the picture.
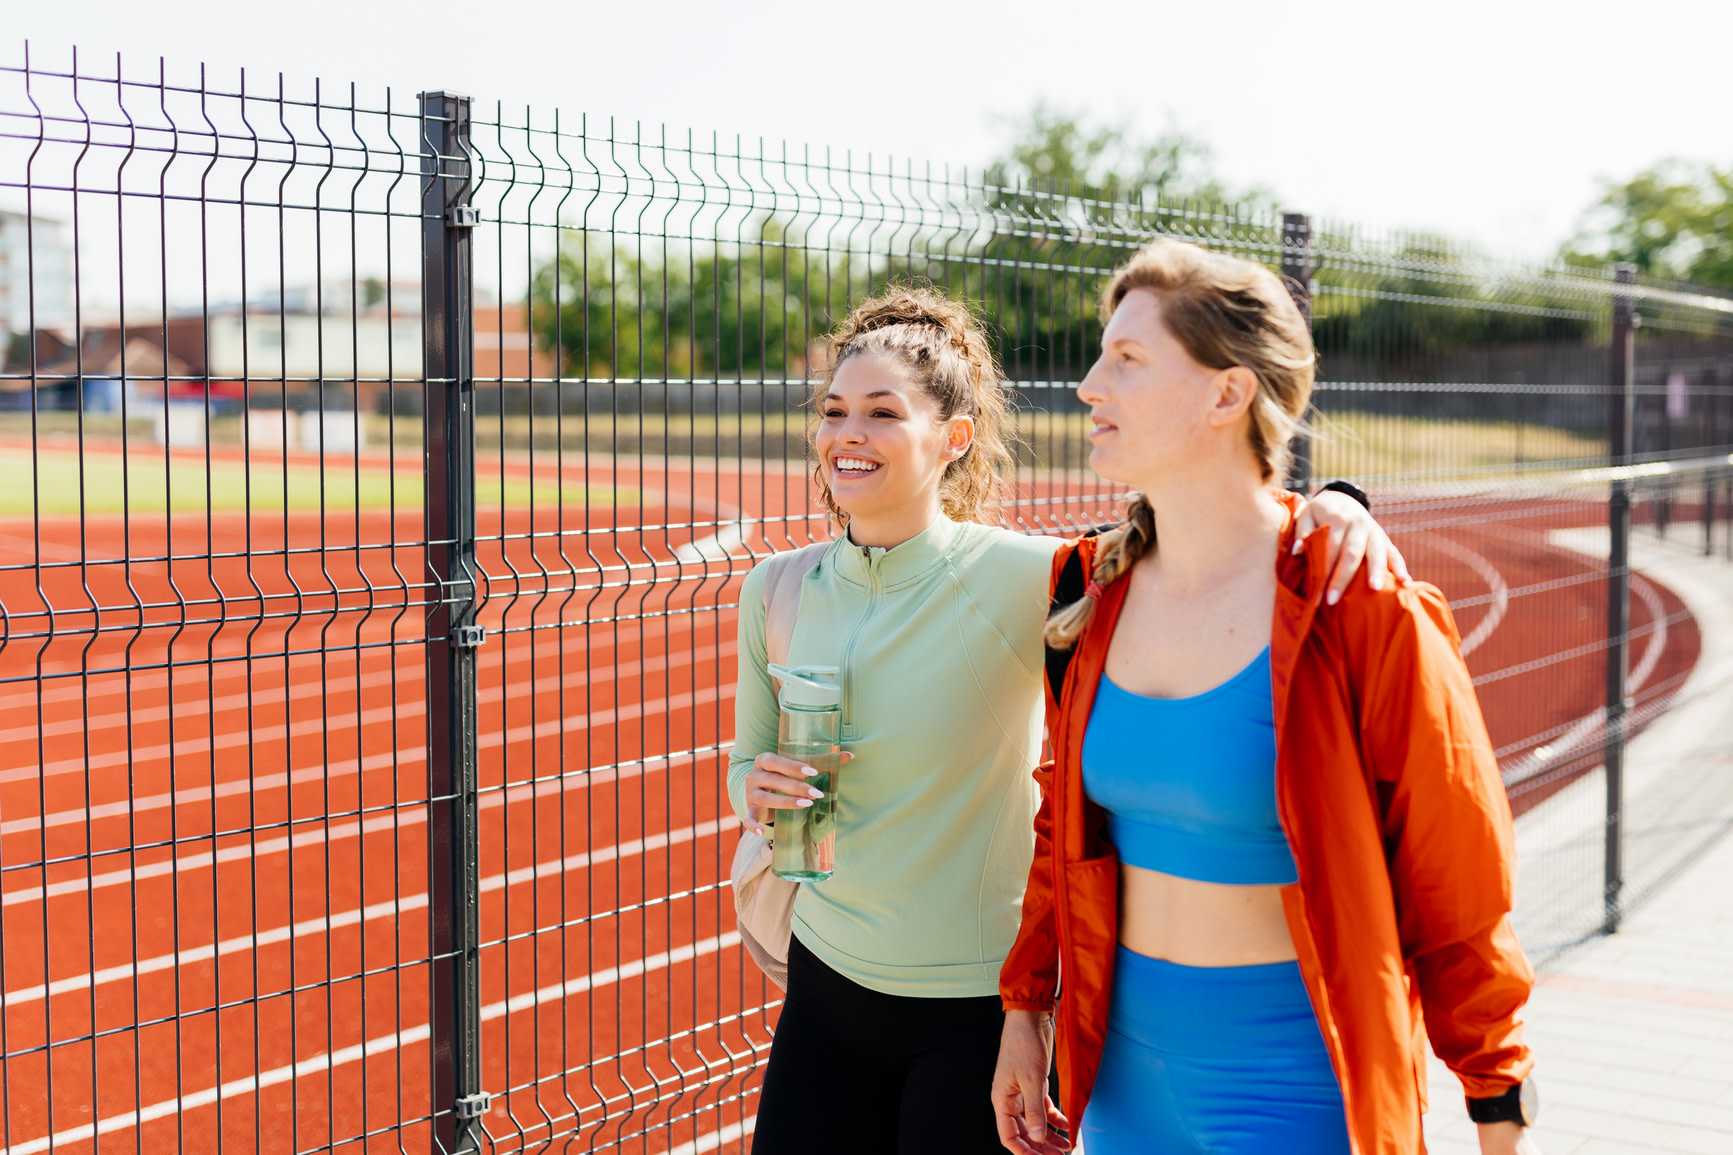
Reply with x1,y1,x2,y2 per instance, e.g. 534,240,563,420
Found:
812,285,1015,525
1045,239,1316,649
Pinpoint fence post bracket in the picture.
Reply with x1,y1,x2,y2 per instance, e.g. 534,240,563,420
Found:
455,1092,494,1120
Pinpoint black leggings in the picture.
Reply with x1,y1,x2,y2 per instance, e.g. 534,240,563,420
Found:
751,935,1006,1155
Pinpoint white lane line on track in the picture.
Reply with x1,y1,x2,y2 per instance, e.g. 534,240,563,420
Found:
1,740,725,905
1,642,738,785
1421,533,1509,657
2,807,423,907
1500,573,1668,787
0,613,727,715
0,893,429,1007
0,1023,433,1155
0,931,743,1155
0,653,433,715
674,509,750,562
675,1118,756,1155
2,751,395,839
0,817,732,1007
1393,519,1677,784
1,684,734,838
0,668,418,748
3,705,409,786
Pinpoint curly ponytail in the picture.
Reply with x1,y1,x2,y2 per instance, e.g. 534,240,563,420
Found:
813,285,1015,525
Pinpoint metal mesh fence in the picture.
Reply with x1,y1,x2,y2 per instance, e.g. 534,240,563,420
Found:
1,45,1731,1154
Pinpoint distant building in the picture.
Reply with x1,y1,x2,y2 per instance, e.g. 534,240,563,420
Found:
204,311,424,396
1,269,551,414
6,321,205,412
0,210,75,335
475,302,557,383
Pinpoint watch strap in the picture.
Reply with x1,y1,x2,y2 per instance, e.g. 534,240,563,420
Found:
1314,478,1371,511
1466,1081,1535,1126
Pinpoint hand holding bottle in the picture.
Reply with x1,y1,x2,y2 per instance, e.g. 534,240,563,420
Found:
742,750,854,836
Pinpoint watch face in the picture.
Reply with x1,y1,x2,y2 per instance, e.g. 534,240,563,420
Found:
1519,1078,1539,1126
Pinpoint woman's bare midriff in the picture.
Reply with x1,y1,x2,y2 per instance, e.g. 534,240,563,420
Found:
1118,861,1298,966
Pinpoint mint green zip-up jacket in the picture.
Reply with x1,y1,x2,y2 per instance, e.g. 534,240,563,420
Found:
729,516,1061,998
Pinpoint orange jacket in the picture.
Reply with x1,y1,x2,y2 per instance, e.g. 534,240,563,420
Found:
1000,493,1535,1154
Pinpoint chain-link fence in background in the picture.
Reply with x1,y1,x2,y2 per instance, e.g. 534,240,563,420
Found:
1,47,1731,1155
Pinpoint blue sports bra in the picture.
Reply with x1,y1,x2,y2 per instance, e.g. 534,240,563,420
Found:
1080,648,1298,885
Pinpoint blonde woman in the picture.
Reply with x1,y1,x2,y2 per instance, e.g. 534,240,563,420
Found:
992,241,1539,1155
727,286,1400,1154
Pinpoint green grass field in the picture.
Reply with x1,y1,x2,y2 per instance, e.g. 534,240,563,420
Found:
1307,412,1606,482
0,448,637,516
0,405,1605,518
1013,410,1606,482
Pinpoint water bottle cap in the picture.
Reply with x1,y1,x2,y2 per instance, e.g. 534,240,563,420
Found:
767,663,841,709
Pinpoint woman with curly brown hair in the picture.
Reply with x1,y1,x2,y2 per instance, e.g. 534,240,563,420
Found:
991,240,1539,1155
728,285,1399,1155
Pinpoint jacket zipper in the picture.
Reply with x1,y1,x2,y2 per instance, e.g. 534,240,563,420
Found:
1053,591,1077,1099
840,544,880,728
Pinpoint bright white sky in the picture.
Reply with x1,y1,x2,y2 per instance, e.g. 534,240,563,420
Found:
12,0,1733,260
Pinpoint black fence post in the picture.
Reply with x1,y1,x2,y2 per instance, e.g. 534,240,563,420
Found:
1656,367,1672,538
420,89,487,1152
1283,212,1313,493
1709,472,1719,558
1603,262,1636,934
1710,368,1722,558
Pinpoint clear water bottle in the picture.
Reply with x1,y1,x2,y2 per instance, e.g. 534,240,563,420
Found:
767,663,842,881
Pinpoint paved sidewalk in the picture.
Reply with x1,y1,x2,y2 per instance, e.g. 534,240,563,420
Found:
1427,518,1733,1154
1423,828,1733,1154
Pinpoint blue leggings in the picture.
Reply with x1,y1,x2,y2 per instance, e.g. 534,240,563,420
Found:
1081,947,1351,1155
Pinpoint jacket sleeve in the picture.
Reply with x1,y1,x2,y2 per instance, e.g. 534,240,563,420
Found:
1000,759,1060,1012
1000,541,1081,1013
1358,582,1536,1098
727,563,778,824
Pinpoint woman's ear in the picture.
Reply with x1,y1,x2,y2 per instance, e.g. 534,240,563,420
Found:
943,414,976,460
1207,366,1260,428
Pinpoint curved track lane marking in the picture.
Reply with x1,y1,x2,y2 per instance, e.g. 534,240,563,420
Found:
0,932,744,1155
1487,528,1670,785
1,685,735,839
0,817,731,1008
1420,532,1510,657
2,738,726,906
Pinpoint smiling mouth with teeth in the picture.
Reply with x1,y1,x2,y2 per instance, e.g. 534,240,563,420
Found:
832,456,882,475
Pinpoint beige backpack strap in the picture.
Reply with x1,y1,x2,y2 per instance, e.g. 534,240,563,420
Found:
731,538,831,991
760,540,830,670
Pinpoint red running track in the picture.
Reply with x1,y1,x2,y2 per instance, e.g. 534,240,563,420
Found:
0,466,1701,1154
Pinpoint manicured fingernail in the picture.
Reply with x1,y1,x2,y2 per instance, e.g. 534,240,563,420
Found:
1327,589,1340,606
806,787,823,799
796,798,813,808
799,765,818,777
1371,573,1383,590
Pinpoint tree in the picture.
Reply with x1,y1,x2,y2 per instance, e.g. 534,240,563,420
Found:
1310,230,1593,378
525,108,1273,392
1563,163,1733,291
529,219,867,385
982,102,1241,205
